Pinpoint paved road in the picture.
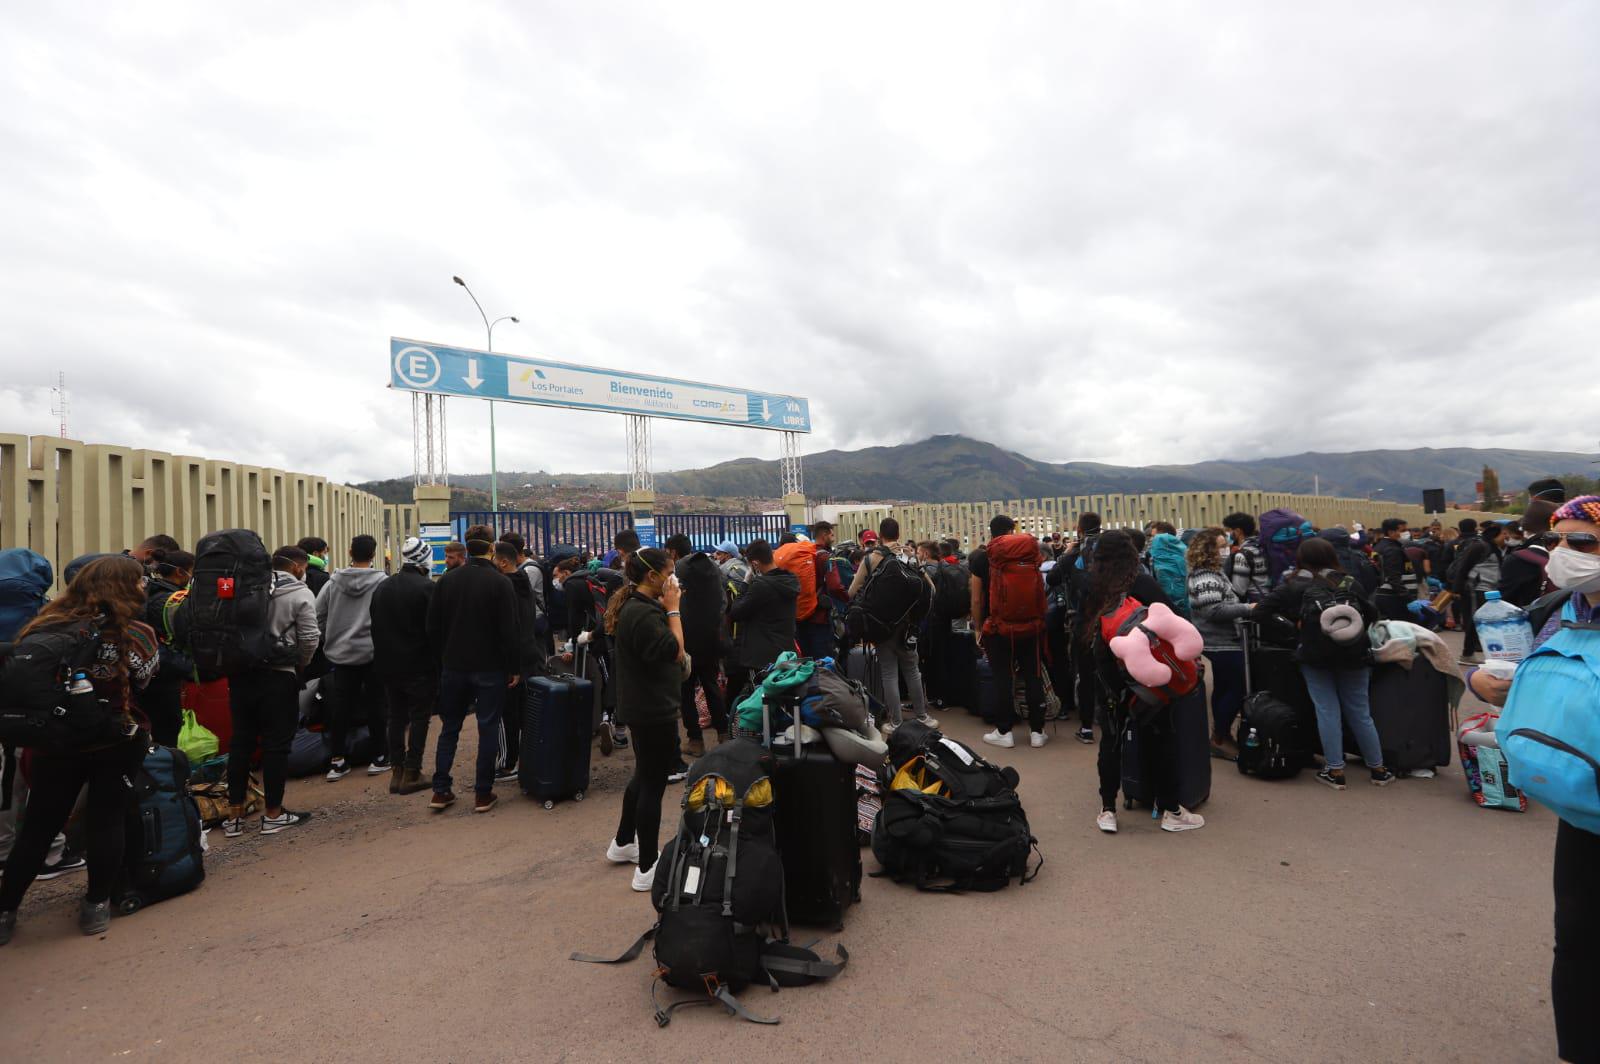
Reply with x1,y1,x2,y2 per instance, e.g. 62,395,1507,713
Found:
0,637,1559,1062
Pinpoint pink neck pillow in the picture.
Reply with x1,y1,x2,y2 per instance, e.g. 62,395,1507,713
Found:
1107,601,1204,688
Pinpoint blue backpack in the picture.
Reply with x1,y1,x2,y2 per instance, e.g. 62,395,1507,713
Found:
1147,533,1191,617
0,548,52,643
1498,595,1600,833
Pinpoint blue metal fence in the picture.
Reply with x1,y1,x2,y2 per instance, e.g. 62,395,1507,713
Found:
451,511,789,557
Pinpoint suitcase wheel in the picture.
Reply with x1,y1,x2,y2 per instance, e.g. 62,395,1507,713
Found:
116,896,142,916
542,799,555,810
574,790,585,802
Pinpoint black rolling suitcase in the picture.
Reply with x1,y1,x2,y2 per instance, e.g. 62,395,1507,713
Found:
770,739,861,930
1344,660,1453,774
942,624,981,716
519,672,594,809
1120,687,1211,811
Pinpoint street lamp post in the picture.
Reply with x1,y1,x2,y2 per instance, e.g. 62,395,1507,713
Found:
452,276,519,515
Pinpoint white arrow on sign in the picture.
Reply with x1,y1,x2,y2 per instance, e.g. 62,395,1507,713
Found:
463,359,484,389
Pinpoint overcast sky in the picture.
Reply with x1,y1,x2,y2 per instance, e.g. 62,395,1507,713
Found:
3,2,1597,487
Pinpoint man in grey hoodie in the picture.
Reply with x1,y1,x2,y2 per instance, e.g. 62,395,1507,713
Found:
223,546,320,838
316,534,389,782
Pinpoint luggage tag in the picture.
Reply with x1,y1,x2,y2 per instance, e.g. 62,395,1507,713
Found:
684,866,701,894
217,577,235,600
938,737,975,766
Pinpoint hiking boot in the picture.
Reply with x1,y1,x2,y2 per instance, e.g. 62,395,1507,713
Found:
325,758,350,782
78,899,111,936
982,729,1015,749
474,793,498,814
1160,808,1205,833
222,817,245,839
366,755,390,776
430,790,456,812
1316,768,1347,791
1075,728,1095,745
1096,810,1118,834
397,769,431,795
0,910,14,946
389,766,404,794
1030,731,1049,748
631,863,657,893
607,839,640,865
261,810,312,835
37,848,87,880
1370,767,1397,787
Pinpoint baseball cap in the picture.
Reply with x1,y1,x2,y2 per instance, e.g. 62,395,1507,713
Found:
714,540,740,556
860,530,879,544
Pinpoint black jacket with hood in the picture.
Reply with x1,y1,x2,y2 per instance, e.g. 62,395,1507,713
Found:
674,551,726,658
426,556,519,675
1319,529,1380,595
729,566,800,671
370,564,437,679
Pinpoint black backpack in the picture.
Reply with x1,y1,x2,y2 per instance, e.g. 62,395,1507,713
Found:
1297,574,1369,665
0,618,127,753
872,720,1041,892
847,548,932,643
182,529,276,680
931,561,971,619
1235,692,1313,779
572,740,847,1026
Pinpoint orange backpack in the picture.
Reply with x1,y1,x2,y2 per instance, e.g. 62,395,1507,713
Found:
984,533,1046,638
773,540,819,621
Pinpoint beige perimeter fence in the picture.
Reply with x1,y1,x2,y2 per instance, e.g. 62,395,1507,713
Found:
1,433,418,592
834,491,1507,548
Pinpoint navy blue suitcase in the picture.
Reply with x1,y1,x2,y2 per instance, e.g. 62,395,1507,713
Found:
519,673,594,809
113,744,205,915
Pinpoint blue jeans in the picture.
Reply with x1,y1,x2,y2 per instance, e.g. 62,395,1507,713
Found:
1205,650,1246,739
433,670,508,797
1300,664,1383,772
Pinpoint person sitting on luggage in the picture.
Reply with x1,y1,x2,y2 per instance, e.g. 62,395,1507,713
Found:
1080,531,1202,835
1250,537,1393,790
1466,495,1600,1063
724,539,799,705
0,556,159,945
1186,527,1252,761
603,548,687,893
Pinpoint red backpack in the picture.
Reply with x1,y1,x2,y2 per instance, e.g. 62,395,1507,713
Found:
1097,597,1202,710
984,534,1046,638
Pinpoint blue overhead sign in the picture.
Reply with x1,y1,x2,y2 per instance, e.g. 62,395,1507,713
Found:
389,337,811,433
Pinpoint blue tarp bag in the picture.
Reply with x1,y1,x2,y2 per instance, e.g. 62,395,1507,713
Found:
1498,598,1600,833
0,548,52,642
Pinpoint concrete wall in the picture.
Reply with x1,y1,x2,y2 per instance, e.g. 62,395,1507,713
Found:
0,433,398,591
833,491,1508,548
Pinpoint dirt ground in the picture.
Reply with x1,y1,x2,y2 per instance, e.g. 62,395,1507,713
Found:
0,632,1560,1063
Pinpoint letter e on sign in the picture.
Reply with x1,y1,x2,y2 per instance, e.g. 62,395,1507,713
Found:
394,345,442,389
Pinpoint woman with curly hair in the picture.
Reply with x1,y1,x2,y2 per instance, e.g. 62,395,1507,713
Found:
1186,528,1252,760
1,555,158,944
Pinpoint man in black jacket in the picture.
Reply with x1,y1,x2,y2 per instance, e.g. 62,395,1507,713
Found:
666,534,727,757
725,539,799,706
493,541,549,780
371,537,438,795
1372,518,1415,621
425,534,520,813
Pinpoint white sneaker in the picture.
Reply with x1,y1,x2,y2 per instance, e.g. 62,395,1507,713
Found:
1096,810,1118,834
1407,768,1436,779
222,817,244,839
916,715,940,730
325,759,349,782
631,863,656,892
1160,807,1206,833
1030,731,1048,748
606,839,640,865
366,757,389,776
982,729,1015,749
879,721,898,740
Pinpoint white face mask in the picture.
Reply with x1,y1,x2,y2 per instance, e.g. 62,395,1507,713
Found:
1399,531,1412,542
1545,546,1600,594
1217,536,1229,552
552,577,565,590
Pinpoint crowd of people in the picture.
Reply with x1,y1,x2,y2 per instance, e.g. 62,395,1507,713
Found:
1,486,1595,1061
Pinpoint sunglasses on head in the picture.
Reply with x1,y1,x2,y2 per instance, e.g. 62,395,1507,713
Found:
1553,532,1600,553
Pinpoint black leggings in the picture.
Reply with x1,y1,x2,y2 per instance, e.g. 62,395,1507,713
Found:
0,737,144,910
229,669,298,811
1554,818,1600,1064
679,654,727,742
613,720,680,873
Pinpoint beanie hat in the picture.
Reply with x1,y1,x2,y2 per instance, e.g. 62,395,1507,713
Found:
1552,495,1600,526
401,536,432,569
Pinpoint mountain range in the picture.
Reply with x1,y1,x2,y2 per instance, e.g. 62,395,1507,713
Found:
359,435,1598,506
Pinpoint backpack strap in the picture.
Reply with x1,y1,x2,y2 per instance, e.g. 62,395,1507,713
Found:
570,925,654,964
760,943,849,984
722,796,744,918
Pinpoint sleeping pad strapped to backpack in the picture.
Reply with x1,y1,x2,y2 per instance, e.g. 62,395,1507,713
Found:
872,719,1040,891
571,739,847,1026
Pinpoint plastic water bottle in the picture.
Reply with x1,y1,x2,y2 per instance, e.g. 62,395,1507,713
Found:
68,670,93,696
1475,591,1534,665
1243,727,1260,752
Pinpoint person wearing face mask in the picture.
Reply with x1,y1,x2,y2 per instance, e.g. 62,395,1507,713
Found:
1451,521,1507,665
1466,496,1600,1063
1186,527,1251,760
601,548,687,892
1372,518,1417,621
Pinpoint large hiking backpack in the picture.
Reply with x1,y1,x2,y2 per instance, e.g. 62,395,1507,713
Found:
931,560,970,619
984,533,1045,638
113,743,206,914
1097,597,1203,711
1147,534,1191,617
1497,595,1600,833
872,719,1040,891
1259,509,1313,586
572,740,846,1025
1235,692,1314,779
0,548,52,643
847,547,932,643
1297,574,1369,665
0,619,128,753
773,541,819,621
183,529,275,679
